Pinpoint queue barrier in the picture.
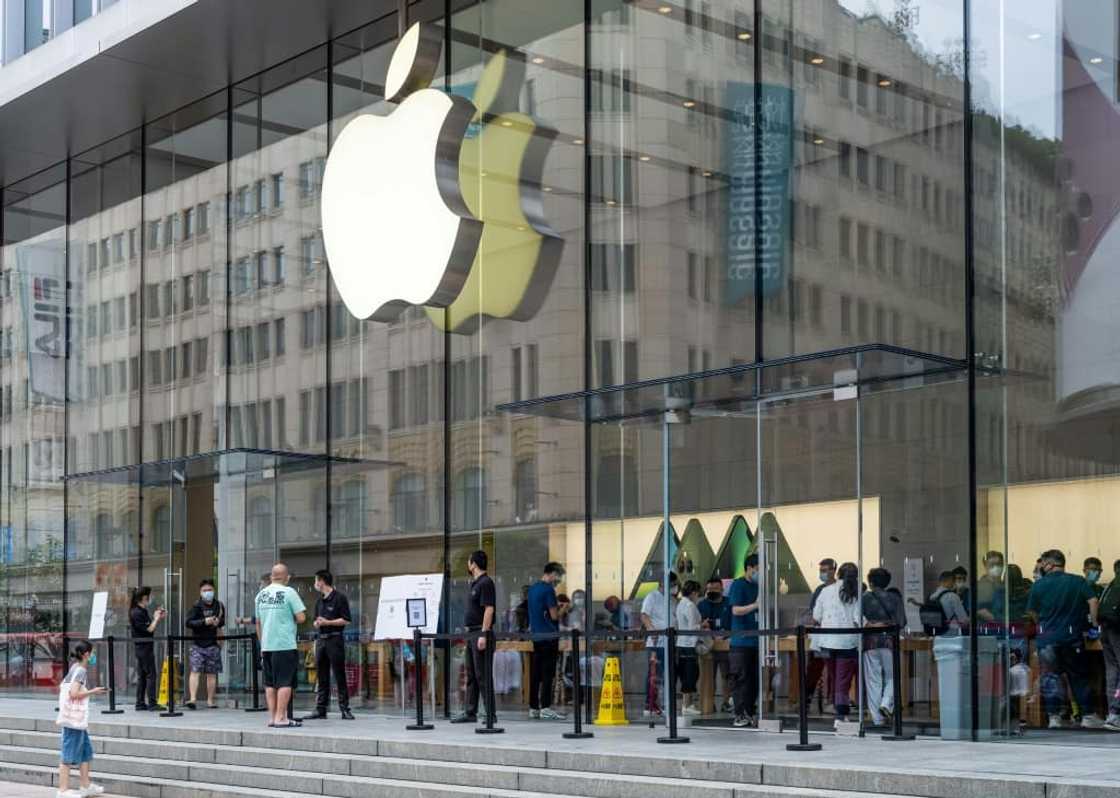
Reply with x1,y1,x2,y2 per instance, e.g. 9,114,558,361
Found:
51,624,913,752
87,634,262,717
409,623,915,749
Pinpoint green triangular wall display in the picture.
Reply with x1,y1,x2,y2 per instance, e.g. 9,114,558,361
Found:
709,514,754,581
628,520,680,600
674,518,717,589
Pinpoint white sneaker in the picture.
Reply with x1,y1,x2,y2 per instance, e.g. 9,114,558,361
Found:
681,704,701,716
539,707,567,721
527,708,540,719
1047,716,1066,729
1104,714,1120,732
80,786,105,797
641,709,663,719
1081,714,1105,729
56,791,83,798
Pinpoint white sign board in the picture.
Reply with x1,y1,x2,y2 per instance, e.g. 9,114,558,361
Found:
374,574,442,640
903,557,924,632
88,591,108,640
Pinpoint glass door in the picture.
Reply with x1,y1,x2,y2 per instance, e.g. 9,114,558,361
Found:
757,383,862,732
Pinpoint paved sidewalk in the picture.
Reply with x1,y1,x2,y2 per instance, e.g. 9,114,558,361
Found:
2,698,1118,787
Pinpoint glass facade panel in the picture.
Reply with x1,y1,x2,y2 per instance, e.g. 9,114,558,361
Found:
0,0,1117,746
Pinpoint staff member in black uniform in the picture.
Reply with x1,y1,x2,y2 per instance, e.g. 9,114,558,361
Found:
451,550,497,724
129,586,166,711
303,570,354,720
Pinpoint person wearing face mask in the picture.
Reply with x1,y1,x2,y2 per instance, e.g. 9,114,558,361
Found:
813,562,862,728
1098,559,1120,731
728,554,761,727
184,578,225,710
976,551,1006,628
1026,549,1102,729
129,586,166,712
1084,557,1105,599
640,571,679,718
697,577,732,712
806,558,838,708
526,562,567,721
951,566,971,614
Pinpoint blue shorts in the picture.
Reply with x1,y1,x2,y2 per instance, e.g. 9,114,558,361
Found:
60,728,93,765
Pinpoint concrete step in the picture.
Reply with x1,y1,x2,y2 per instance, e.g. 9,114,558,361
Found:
0,759,591,798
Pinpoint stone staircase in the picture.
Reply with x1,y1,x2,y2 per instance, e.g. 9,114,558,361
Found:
0,713,1107,798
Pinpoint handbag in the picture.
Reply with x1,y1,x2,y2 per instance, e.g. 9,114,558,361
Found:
56,679,89,730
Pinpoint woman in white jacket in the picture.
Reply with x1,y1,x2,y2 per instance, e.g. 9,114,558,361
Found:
811,562,861,726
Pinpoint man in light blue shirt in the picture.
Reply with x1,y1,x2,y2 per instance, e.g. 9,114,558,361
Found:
255,562,306,728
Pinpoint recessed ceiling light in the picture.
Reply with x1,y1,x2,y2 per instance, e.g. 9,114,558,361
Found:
1027,32,1042,40
810,56,825,65
639,155,651,162
702,170,712,177
606,199,617,206
479,171,488,178
737,31,752,40
542,187,553,192
500,120,513,127
658,5,672,14
813,137,824,145
531,56,545,65
1090,56,1104,64
516,226,527,231
878,79,892,87
572,138,584,145
683,100,696,108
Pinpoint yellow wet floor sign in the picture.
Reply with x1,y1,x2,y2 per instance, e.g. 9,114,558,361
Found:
594,656,628,725
156,659,180,706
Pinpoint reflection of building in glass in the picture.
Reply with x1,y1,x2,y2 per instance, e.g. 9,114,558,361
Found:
0,0,1116,741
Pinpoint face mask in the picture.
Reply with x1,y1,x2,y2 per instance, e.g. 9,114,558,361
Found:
748,571,759,584
819,572,830,583
706,591,722,602
201,590,215,602
988,565,1003,579
670,586,680,597
1086,570,1101,584
1033,570,1042,580
573,597,584,607
87,653,97,667
954,581,966,591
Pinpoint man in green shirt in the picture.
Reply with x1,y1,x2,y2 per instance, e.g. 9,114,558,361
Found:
255,562,307,728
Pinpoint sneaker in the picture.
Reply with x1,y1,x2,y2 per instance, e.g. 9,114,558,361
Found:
185,701,197,710
1047,715,1066,730
1104,715,1120,732
477,715,498,726
681,704,701,716
528,708,540,719
880,705,894,724
449,712,477,724
80,786,105,797
732,713,752,728
719,699,734,713
539,707,566,721
641,708,663,719
1081,714,1105,729
340,709,355,720
56,790,83,798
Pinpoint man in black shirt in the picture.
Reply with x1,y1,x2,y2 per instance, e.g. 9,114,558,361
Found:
451,550,496,724
184,579,225,710
303,569,354,720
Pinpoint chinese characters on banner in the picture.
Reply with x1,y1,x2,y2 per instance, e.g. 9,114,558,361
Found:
725,82,793,305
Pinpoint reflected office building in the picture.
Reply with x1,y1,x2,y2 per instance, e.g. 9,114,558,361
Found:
0,0,1117,745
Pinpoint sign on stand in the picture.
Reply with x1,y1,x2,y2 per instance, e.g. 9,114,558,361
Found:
374,574,442,640
88,591,108,640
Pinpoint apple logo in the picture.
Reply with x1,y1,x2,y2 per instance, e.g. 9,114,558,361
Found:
424,50,563,334
322,22,483,322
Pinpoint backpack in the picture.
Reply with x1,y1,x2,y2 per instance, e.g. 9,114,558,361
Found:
919,591,950,636
1100,582,1120,629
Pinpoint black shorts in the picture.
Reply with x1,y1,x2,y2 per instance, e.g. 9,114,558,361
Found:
262,649,298,689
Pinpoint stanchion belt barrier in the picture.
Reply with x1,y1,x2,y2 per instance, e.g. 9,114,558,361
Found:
87,634,261,717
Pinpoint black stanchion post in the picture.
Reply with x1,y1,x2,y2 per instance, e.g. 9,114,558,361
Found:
882,625,915,741
102,637,123,715
408,628,434,731
564,628,593,739
161,637,182,718
787,625,822,751
657,627,689,744
476,629,504,735
245,634,266,713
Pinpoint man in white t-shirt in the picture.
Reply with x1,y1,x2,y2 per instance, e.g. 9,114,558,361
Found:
639,572,678,717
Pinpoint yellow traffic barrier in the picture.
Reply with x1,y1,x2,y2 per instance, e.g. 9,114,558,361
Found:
594,656,628,725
